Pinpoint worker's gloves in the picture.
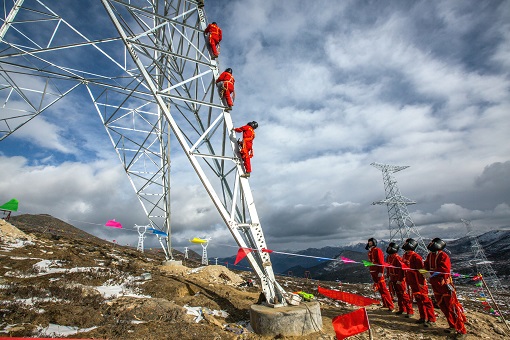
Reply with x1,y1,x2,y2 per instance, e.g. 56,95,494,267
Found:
422,271,431,279
378,273,383,278
396,281,401,285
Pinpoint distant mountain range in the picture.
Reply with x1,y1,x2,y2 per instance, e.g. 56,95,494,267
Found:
10,214,509,285
220,231,510,285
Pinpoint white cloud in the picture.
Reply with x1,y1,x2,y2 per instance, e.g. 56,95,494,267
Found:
1,0,509,257
12,117,77,154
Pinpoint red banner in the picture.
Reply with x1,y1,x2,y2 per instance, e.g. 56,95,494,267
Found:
318,286,380,306
332,308,370,340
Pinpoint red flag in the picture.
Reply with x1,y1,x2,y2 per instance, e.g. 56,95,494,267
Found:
261,248,273,253
318,286,380,307
234,247,253,265
332,308,370,340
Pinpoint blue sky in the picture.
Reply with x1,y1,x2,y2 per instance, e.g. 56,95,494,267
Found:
1,0,509,258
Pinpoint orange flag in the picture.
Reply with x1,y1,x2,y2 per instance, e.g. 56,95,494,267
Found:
234,247,253,265
332,308,370,340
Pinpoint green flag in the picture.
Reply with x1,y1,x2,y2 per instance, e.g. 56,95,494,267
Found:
0,199,18,211
362,260,374,267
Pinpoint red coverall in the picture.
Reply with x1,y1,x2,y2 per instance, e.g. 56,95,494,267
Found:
368,246,394,310
234,125,255,173
402,250,436,322
424,250,467,334
386,253,413,315
204,23,222,58
216,71,235,107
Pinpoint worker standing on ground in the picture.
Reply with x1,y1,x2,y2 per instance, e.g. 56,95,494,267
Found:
424,238,467,339
402,238,436,327
366,238,394,311
386,242,414,317
216,68,235,110
204,21,222,59
234,121,257,177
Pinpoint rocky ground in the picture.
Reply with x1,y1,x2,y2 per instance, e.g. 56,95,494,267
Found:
0,215,509,339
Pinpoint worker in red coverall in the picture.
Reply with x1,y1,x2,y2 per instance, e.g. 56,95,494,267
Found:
216,68,235,110
204,22,222,59
366,238,394,311
234,121,258,177
401,238,436,327
386,242,414,317
424,238,467,338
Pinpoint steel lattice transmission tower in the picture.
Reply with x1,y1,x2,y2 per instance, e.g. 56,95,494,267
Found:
461,219,504,291
0,0,287,305
371,162,428,255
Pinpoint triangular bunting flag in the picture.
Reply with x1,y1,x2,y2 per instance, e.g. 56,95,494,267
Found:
234,247,253,265
105,219,122,229
341,256,355,263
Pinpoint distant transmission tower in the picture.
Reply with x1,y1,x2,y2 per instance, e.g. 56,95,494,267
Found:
461,219,504,291
371,162,428,255
135,225,149,253
201,238,211,266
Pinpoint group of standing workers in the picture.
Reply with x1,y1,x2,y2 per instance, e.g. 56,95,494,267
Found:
366,237,467,339
205,21,258,178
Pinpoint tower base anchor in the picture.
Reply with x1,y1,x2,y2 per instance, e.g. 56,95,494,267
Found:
162,260,182,266
249,301,322,336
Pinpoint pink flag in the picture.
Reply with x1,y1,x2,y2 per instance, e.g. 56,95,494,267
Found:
234,247,253,265
341,256,355,263
105,219,122,229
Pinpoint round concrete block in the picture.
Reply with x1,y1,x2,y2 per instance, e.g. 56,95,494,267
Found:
250,301,322,336
162,260,182,266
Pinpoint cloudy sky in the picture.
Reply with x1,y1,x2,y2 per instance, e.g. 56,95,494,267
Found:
1,0,509,258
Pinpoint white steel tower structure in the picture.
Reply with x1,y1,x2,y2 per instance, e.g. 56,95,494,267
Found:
371,162,428,255
0,0,287,305
461,219,504,291
135,225,149,253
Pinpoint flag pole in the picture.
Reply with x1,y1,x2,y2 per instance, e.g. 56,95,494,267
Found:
479,273,510,333
364,308,373,340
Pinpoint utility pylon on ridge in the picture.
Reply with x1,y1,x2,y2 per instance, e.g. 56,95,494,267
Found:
135,225,149,252
0,0,286,306
461,219,505,291
371,162,428,255
200,237,211,266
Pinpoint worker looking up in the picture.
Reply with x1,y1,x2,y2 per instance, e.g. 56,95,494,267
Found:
386,242,414,317
424,238,467,338
234,121,258,178
366,238,394,311
402,238,436,327
204,21,222,59
216,68,235,110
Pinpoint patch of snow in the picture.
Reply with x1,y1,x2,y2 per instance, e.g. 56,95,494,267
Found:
190,266,204,274
36,323,97,337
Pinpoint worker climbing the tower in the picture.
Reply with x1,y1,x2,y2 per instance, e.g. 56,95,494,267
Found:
402,238,436,327
366,238,394,311
204,21,222,59
216,68,235,110
424,238,467,338
386,242,414,317
234,121,258,178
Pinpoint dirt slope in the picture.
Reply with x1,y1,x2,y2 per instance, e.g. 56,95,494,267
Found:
0,215,509,339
